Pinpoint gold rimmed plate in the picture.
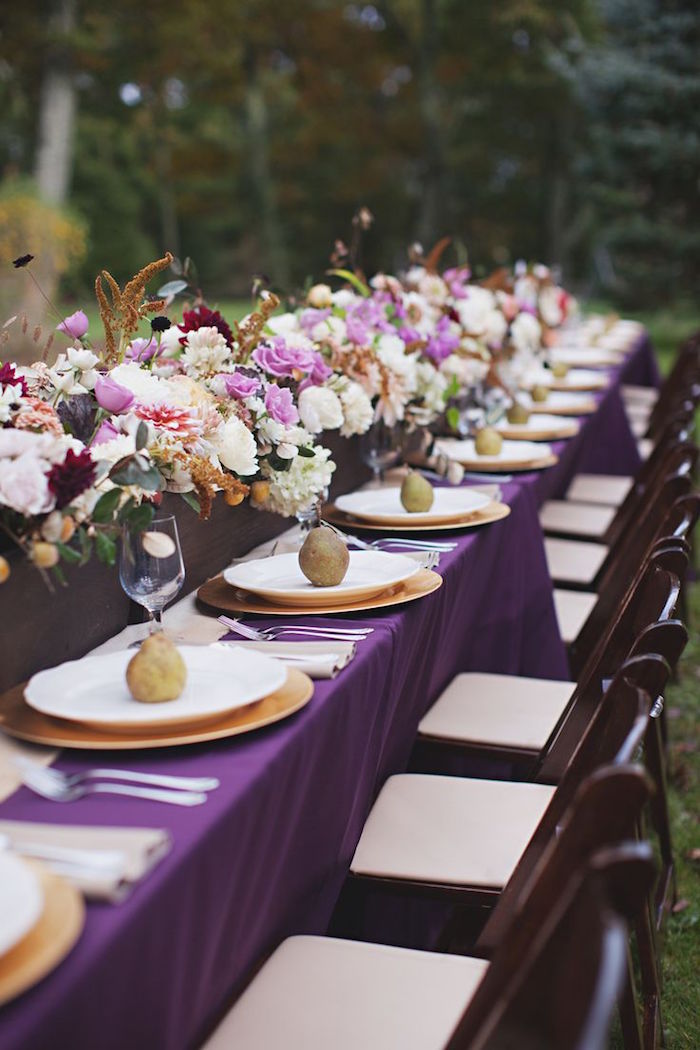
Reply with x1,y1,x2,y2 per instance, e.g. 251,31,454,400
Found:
437,439,558,473
494,417,579,441
0,862,84,1007
323,501,511,533
197,568,442,617
0,669,314,750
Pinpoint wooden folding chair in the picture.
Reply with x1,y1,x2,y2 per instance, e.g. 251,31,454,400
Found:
540,412,695,542
544,444,697,591
414,548,687,783
199,773,653,1050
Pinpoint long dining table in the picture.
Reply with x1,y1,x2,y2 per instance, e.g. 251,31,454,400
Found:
0,330,658,1050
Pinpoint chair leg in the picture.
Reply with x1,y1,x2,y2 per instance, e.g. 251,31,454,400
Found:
619,944,644,1050
636,909,665,1050
645,718,677,927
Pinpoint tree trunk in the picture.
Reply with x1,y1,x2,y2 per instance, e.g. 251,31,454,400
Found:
244,48,290,290
34,0,77,205
416,0,447,247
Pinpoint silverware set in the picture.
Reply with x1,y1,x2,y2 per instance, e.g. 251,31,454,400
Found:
15,757,217,807
218,615,373,644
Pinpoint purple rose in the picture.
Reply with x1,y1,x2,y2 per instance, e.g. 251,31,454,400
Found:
298,351,333,392
424,316,460,363
299,307,332,333
265,384,299,425
56,310,89,340
91,420,120,446
218,371,261,399
94,375,135,414
252,337,315,378
398,325,422,348
126,337,159,362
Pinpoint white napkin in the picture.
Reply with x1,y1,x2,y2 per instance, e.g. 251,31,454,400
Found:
230,640,356,679
90,617,227,656
0,735,58,805
0,820,171,903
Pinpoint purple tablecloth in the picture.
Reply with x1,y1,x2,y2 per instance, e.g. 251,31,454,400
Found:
0,333,657,1050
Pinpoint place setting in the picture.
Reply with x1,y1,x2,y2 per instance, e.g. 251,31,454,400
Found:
435,423,558,473
521,366,610,393
492,402,580,441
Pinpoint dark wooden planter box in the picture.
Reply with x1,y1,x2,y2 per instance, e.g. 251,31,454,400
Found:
0,434,371,692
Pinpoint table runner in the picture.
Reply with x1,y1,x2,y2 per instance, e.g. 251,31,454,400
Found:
0,331,655,1050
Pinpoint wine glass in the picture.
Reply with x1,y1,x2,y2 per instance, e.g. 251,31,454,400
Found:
295,486,329,534
119,515,185,633
360,419,400,485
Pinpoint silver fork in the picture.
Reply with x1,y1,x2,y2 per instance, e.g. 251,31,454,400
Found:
343,533,456,552
14,757,219,794
218,616,373,642
20,766,207,807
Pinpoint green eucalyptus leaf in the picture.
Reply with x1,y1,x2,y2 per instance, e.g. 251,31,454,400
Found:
95,532,117,566
92,487,122,524
181,491,201,514
124,503,155,531
297,446,316,458
56,541,82,564
135,421,149,451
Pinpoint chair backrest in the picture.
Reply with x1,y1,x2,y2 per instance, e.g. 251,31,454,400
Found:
605,416,695,547
571,486,699,674
447,844,656,1050
475,764,651,957
539,652,667,786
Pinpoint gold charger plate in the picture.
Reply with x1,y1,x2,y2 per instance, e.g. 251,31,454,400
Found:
198,568,442,617
0,669,313,750
323,501,511,533
0,862,85,1007
494,421,579,441
441,453,559,473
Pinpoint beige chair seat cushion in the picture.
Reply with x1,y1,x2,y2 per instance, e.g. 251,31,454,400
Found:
418,672,575,751
624,402,652,425
553,588,597,644
203,935,488,1050
544,537,609,585
638,438,654,461
622,384,659,407
630,416,649,439
566,473,633,507
351,774,555,887
539,500,616,539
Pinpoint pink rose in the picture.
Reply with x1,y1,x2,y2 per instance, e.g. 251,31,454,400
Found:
126,337,159,362
56,310,89,340
95,375,135,414
264,384,299,425
91,420,121,446
218,371,261,399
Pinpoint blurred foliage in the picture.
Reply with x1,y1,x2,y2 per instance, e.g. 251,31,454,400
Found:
0,0,697,306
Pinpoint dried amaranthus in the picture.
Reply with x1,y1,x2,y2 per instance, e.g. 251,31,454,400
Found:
233,290,280,361
95,252,173,367
173,452,250,520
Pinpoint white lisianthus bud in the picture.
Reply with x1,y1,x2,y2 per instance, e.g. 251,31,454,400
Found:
307,283,333,309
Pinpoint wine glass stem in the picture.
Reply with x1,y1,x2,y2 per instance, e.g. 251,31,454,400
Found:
149,608,163,634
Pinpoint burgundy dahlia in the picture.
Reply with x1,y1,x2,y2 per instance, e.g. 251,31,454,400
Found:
0,361,28,397
180,305,234,348
47,448,97,509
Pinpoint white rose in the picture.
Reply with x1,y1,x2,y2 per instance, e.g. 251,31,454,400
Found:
213,416,258,476
266,313,299,336
67,346,99,371
0,454,53,516
330,289,355,310
539,286,563,328
456,287,497,334
298,386,344,434
158,326,184,357
110,363,166,403
483,309,508,347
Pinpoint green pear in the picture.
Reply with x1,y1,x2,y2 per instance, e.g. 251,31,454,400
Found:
126,634,187,703
551,362,569,379
474,427,503,456
400,471,434,513
298,524,350,587
531,384,550,403
506,403,531,425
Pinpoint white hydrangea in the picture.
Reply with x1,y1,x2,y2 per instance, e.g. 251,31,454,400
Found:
415,361,449,414
181,326,230,376
212,416,258,476
266,313,300,336
455,287,498,335
260,445,336,517
298,385,344,434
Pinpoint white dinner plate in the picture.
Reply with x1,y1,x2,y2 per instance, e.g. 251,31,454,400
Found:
549,348,622,368
520,390,596,414
334,486,490,524
224,550,421,607
25,646,287,730
523,367,609,391
0,853,44,959
496,414,579,439
438,438,552,467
